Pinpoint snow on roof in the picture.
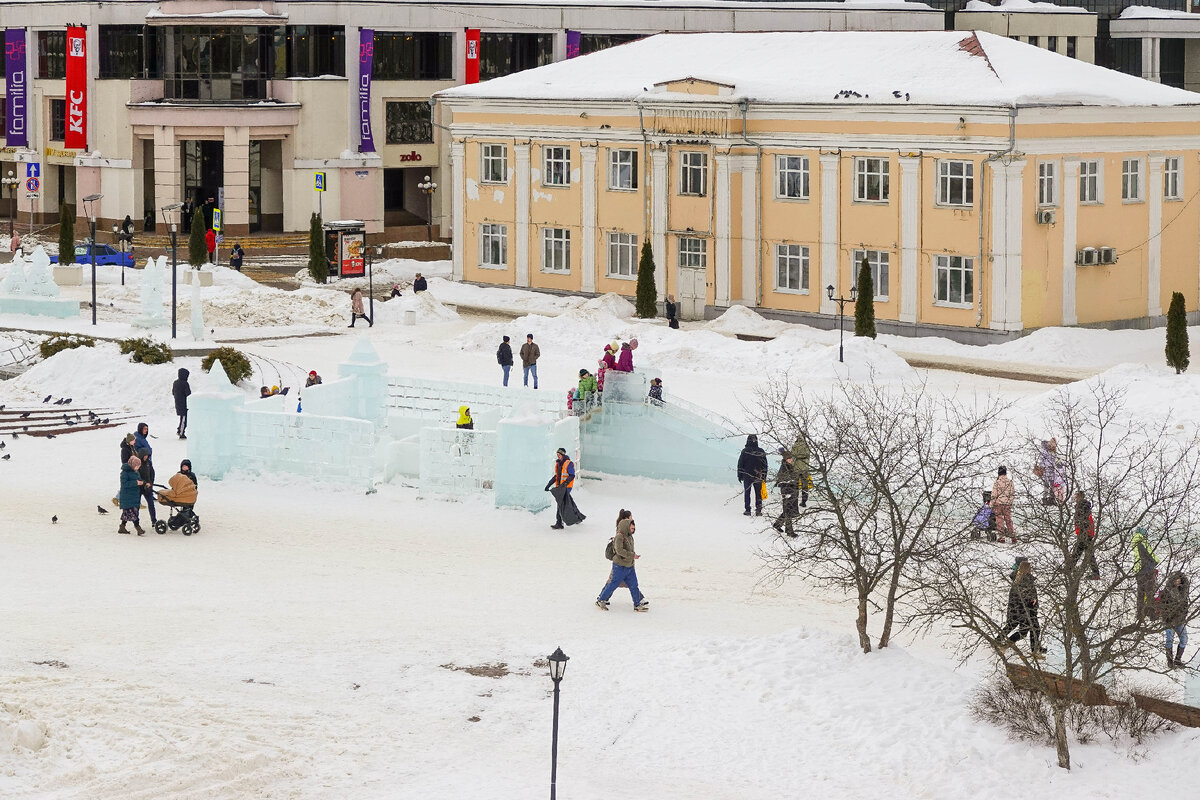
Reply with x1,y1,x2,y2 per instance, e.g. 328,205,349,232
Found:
1118,5,1198,19
438,30,1200,108
962,0,1090,14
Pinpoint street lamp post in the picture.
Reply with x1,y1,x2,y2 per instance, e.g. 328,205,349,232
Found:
112,224,134,286
161,202,184,339
417,174,438,242
825,283,858,364
366,241,380,322
82,193,104,326
2,170,19,236
547,647,569,800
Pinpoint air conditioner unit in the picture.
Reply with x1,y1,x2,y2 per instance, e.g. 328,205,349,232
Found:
1077,247,1099,266
1036,209,1056,225
1099,247,1117,265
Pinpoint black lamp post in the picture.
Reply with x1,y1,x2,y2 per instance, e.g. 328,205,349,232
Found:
2,170,18,236
112,224,134,286
161,202,184,339
547,647,569,800
825,283,858,364
366,241,380,322
82,193,104,326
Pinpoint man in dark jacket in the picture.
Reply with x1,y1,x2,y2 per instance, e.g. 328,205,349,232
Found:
134,422,152,456
173,368,191,439
772,448,800,537
413,273,428,293
1161,571,1189,669
1071,491,1099,579
736,434,768,516
497,335,514,386
136,448,158,527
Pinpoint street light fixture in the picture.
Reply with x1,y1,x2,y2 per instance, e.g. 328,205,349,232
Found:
112,223,134,286
82,193,104,326
161,202,184,339
547,647,569,800
2,170,19,237
826,283,858,364
417,174,438,242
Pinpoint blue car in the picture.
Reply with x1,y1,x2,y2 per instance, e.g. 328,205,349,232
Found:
49,243,135,267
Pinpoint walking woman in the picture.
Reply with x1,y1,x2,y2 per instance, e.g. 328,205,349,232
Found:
119,455,147,535
596,514,649,612
1000,559,1045,657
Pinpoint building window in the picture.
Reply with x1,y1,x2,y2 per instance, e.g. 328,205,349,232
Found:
1037,162,1058,207
607,232,638,277
1079,161,1101,203
609,149,638,191
775,244,809,292
1122,158,1143,201
776,155,810,200
49,98,66,142
1164,156,1182,200
934,255,973,306
678,236,706,269
542,228,571,273
480,224,507,268
1047,36,1058,54
543,146,571,187
286,26,346,78
38,31,66,80
852,249,890,300
854,157,890,202
481,144,508,184
580,33,642,55
160,26,275,101
384,102,432,144
373,32,453,80
936,160,974,207
479,33,553,81
679,151,708,196
1028,36,1039,47
1067,37,1077,59
99,26,154,79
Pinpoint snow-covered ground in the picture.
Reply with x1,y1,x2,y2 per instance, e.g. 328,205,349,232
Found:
2,271,1200,797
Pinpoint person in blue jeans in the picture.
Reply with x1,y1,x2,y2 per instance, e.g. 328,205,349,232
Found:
520,333,540,389
496,335,513,386
596,516,649,611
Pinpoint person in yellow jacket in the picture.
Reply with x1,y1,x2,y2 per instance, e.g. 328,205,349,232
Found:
1133,527,1160,619
456,406,474,429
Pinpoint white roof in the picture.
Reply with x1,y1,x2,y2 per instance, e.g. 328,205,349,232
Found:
962,0,1090,14
439,30,1200,108
1118,5,1198,20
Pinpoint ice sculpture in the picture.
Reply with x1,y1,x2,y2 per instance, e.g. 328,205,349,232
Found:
24,247,59,297
0,251,28,295
0,248,78,318
190,278,204,340
132,257,167,328
494,403,555,512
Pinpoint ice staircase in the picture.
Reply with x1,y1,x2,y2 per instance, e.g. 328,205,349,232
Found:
580,371,742,485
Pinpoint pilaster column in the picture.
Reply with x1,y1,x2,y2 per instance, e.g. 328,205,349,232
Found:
580,145,597,294
739,157,758,305
898,155,920,324
819,153,839,316
153,125,180,217
223,126,250,235
515,143,531,288
450,141,465,281
714,152,732,307
1142,37,1161,83
1061,158,1080,326
1148,153,1165,318
988,158,1026,332
651,148,668,298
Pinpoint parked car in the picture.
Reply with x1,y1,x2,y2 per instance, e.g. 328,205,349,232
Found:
49,243,135,267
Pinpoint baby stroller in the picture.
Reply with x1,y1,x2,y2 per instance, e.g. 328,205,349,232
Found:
971,490,997,542
153,484,201,535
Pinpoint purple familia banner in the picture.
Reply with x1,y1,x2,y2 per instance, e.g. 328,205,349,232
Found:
5,28,27,147
566,30,580,59
358,28,375,153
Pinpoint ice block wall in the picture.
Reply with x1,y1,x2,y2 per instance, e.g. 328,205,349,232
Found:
494,412,555,512
419,427,497,498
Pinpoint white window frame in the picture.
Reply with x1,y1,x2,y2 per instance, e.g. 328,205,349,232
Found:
608,149,638,191
936,160,974,207
543,145,571,187
480,144,508,185
1164,156,1182,201
541,227,571,273
678,236,706,269
606,232,638,278
934,254,974,308
1037,161,1058,207
774,244,809,293
479,223,508,270
1122,158,1144,202
775,155,810,200
854,157,890,202
1079,160,1102,204
851,249,890,301
679,151,708,197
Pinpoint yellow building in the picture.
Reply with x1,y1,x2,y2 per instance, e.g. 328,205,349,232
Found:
437,31,1200,342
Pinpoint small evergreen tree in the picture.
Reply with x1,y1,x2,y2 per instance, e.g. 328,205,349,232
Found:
308,212,328,284
854,257,876,339
188,208,206,266
1165,290,1190,374
58,203,75,265
635,240,657,318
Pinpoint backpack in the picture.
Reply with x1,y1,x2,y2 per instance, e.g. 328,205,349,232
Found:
604,538,615,561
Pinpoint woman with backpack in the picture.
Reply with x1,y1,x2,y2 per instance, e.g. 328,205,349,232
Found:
596,512,648,612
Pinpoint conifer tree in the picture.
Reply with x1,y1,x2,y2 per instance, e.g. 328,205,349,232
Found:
308,212,328,284
57,203,75,265
1165,290,1190,374
635,240,657,318
854,256,876,339
188,208,207,266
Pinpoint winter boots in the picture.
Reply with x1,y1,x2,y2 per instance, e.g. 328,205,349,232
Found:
595,599,610,610
134,523,146,536
1168,646,1177,669
118,522,130,534
1170,645,1186,670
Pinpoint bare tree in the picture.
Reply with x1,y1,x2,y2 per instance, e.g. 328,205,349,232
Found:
750,376,1005,652
919,382,1200,770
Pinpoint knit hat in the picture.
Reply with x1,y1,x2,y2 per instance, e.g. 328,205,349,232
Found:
556,447,567,455
309,370,317,376
579,369,588,376
128,455,142,471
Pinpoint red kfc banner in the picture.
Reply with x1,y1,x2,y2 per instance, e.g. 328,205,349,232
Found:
465,29,480,84
65,26,87,150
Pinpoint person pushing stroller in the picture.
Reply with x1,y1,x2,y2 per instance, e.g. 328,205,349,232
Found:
156,459,201,535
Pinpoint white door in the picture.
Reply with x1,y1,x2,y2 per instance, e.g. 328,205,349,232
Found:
678,267,707,320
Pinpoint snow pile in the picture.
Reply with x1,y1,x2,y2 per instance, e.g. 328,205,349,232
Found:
1119,5,1198,19
425,278,584,316
1016,363,1200,434
297,258,452,291
963,0,1091,13
578,292,635,319
374,289,461,324
706,305,794,338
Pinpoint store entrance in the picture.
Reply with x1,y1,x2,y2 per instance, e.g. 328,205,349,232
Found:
181,140,223,230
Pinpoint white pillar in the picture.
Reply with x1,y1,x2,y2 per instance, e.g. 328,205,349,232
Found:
714,152,732,307
1142,37,1161,83
739,158,758,305
1060,159,1080,326
153,125,179,216
515,143,531,288
223,126,250,233
580,145,597,294
989,158,1025,331
898,155,920,324
1148,153,1165,318
651,148,668,298
819,153,839,316
450,141,465,281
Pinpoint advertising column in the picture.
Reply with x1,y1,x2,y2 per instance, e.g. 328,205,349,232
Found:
65,26,87,150
465,29,480,84
358,29,375,153
5,29,27,147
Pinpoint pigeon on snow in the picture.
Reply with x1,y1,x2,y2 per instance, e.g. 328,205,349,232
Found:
97,506,109,515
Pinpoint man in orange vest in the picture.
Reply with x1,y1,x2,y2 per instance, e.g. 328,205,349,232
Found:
545,447,583,529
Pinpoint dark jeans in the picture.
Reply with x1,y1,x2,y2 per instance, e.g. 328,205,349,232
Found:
1071,536,1099,577
775,491,799,535
742,480,763,513
1137,571,1158,618
1007,616,1041,650
350,313,372,327
140,486,158,524
501,365,511,386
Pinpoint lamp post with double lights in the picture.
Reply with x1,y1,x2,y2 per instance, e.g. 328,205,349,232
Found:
825,283,858,364
418,174,437,241
161,202,184,339
112,223,134,286
2,170,19,236
82,193,104,325
547,647,569,800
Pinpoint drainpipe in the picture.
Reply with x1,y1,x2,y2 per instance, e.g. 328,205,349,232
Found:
740,99,764,306
977,106,1018,328
636,101,652,244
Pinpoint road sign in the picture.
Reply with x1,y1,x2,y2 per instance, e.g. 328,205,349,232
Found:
212,208,222,232
25,177,39,192
26,191,39,199
26,163,39,178
314,171,326,192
